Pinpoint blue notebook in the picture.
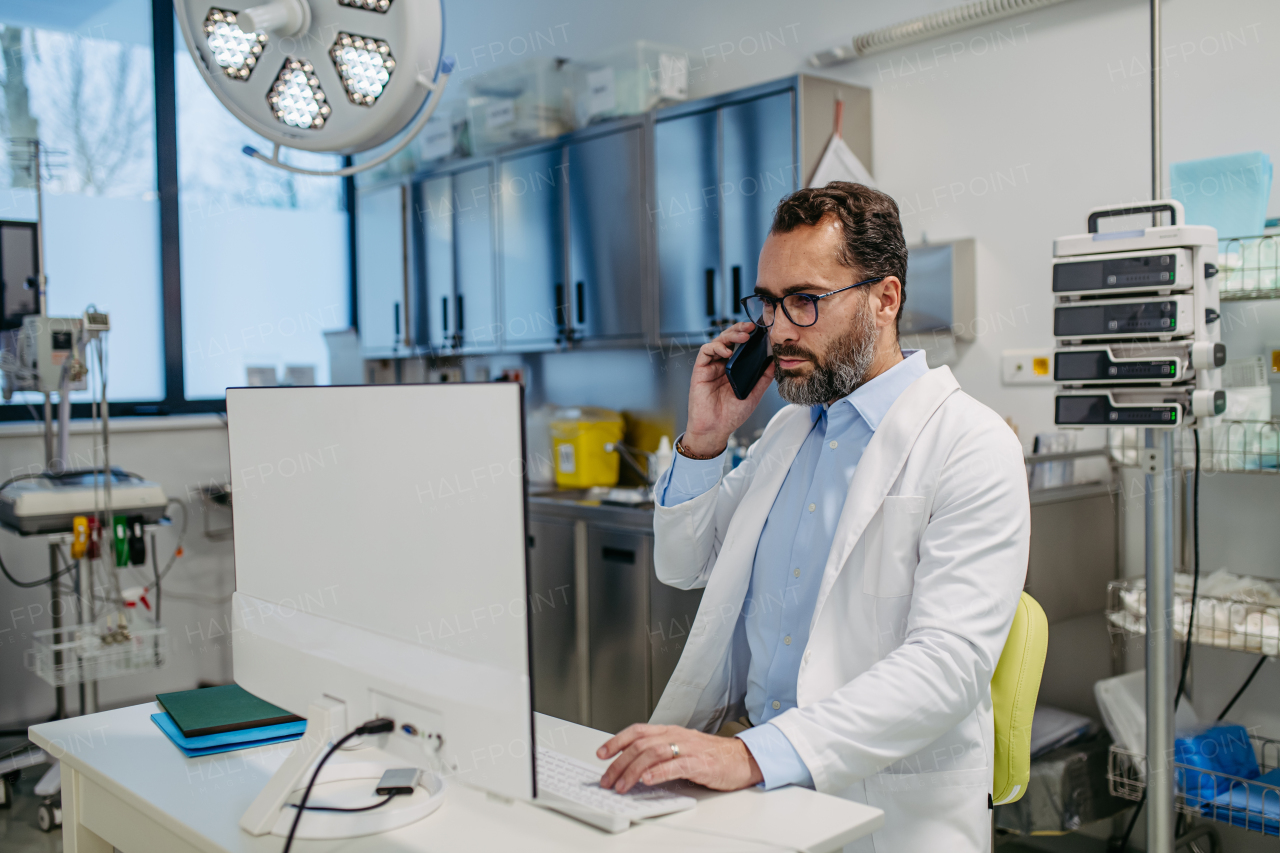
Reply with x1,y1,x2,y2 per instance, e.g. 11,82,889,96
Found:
151,712,306,757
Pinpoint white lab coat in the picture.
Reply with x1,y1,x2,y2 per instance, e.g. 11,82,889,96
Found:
650,365,1030,852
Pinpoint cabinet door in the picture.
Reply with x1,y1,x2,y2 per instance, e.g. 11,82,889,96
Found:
527,518,583,724
355,183,406,353
648,568,703,715
654,110,720,341
587,527,650,733
721,91,796,327
420,174,453,351
498,148,565,350
452,164,499,352
566,127,646,343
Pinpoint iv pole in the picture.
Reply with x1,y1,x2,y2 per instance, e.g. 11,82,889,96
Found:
1145,0,1176,849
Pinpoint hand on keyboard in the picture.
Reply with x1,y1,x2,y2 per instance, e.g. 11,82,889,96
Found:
597,723,764,794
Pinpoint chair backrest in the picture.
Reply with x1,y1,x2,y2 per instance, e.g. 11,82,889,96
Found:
991,591,1049,805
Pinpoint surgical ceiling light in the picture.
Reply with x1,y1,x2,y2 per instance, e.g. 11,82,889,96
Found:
174,0,450,177
203,9,267,80
331,33,396,106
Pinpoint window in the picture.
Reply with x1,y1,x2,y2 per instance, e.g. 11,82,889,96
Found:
0,1,165,406
0,1,355,417
175,21,350,398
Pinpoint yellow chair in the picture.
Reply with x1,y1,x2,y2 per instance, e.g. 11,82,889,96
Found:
990,591,1049,805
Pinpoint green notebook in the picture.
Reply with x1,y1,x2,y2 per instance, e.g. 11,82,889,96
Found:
156,684,303,738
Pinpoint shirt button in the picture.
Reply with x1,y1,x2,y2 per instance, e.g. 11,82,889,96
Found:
829,440,838,449
772,700,781,710
793,568,801,578
808,503,816,512
784,635,792,645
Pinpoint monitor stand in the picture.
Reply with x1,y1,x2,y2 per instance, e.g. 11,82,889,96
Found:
240,697,446,840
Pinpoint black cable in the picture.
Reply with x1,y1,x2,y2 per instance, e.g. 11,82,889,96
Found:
282,718,395,853
0,540,77,588
1174,429,1201,711
1116,430,1203,853
287,795,396,813
1217,656,1267,722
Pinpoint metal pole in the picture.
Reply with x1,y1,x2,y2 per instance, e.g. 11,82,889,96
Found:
1145,428,1175,852
31,139,47,316
1150,0,1162,203
49,543,64,719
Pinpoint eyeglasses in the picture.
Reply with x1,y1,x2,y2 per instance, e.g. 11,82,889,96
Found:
739,277,885,329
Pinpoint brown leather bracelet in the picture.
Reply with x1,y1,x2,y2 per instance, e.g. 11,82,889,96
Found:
676,436,725,460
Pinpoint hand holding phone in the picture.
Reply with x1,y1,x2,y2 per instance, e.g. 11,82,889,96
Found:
725,324,772,400
681,322,776,458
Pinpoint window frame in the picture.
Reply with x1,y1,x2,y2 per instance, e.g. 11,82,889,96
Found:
0,0,356,420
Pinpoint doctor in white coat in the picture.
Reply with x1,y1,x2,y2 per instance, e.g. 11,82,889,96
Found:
597,182,1031,851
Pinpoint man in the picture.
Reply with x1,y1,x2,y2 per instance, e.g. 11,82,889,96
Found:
597,182,1030,851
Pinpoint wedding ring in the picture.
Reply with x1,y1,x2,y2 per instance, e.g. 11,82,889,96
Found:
669,743,680,759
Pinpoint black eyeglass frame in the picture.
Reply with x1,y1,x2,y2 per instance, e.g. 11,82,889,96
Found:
739,276,886,329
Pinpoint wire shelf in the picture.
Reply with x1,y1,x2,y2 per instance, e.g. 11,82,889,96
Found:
1219,235,1280,301
1106,576,1280,655
1107,422,1280,474
1109,736,1280,836
26,621,167,687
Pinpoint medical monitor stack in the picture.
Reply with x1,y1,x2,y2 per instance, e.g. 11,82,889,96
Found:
1051,201,1226,428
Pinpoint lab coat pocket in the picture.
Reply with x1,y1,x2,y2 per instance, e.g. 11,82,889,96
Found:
862,496,925,598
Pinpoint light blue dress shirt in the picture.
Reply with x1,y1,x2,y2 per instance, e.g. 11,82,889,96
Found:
658,350,929,789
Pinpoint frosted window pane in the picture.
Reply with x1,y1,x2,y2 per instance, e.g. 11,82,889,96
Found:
175,44,349,399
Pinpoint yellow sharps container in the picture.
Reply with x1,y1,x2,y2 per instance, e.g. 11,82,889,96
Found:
550,407,625,488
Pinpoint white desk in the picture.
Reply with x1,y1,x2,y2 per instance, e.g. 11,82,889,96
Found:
29,704,881,853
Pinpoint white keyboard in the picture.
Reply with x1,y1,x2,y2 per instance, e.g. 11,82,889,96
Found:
534,745,697,833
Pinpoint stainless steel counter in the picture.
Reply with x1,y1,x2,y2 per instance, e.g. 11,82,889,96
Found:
525,490,699,734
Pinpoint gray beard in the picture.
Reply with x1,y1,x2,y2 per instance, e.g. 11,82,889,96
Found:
775,305,880,406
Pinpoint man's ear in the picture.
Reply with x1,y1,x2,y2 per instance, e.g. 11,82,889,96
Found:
873,276,902,330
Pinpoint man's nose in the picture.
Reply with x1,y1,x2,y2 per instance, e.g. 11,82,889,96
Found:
770,310,800,347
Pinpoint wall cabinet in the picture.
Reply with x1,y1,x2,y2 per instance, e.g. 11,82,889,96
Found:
564,125,648,345
410,163,500,354
497,146,565,350
654,77,869,345
357,74,869,356
354,183,408,355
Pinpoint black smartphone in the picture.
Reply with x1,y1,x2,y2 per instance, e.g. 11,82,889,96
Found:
725,324,772,400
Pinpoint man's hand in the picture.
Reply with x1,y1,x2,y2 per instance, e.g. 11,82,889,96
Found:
683,322,776,457
596,723,763,793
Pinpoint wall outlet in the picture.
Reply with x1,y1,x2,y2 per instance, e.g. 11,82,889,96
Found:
1002,349,1054,385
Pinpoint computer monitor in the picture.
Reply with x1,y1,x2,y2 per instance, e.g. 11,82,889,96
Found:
226,383,535,816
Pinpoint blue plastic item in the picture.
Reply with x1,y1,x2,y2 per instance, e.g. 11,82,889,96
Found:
1175,724,1260,803
151,712,305,758
1202,767,1280,837
1170,152,1273,239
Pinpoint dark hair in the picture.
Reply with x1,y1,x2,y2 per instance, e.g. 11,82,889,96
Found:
770,182,908,335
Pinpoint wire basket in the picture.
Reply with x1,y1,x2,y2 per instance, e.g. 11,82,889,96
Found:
1106,576,1280,656
1109,735,1280,836
26,622,167,687
1107,423,1280,474
1218,235,1280,301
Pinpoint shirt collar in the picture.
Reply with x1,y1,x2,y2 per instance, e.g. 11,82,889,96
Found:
809,350,930,429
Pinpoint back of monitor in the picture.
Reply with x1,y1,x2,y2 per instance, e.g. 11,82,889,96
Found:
226,383,534,807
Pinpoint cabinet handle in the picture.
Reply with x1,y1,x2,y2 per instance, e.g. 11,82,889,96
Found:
576,281,585,325
393,302,401,337
456,294,465,332
441,296,448,332
602,546,635,564
731,266,742,313
704,269,716,317
554,283,566,327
